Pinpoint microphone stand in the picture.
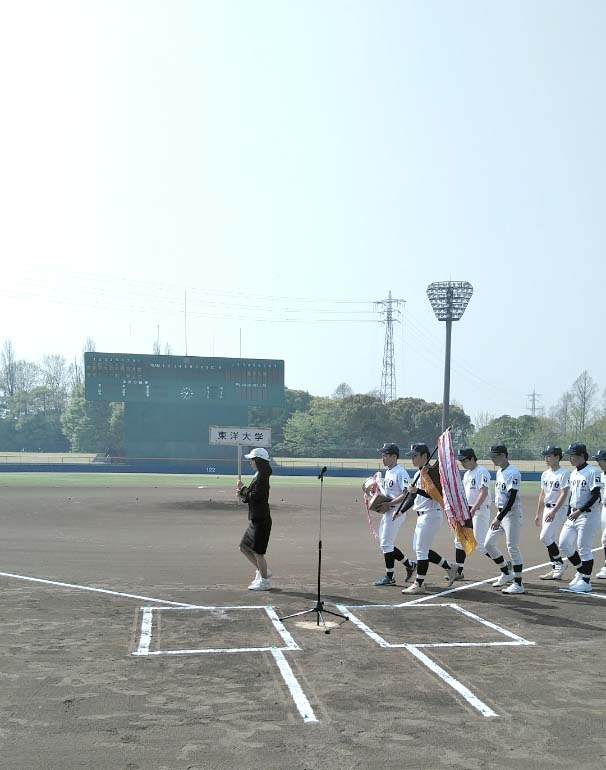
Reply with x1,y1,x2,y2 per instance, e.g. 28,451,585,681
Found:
279,466,349,634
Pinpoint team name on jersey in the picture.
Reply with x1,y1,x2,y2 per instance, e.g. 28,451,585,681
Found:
569,466,603,508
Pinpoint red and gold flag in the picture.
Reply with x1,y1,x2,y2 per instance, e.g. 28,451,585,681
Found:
437,430,477,556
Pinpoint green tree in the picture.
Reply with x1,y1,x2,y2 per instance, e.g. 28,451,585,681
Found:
61,385,122,452
472,414,560,459
279,397,345,456
248,388,313,446
5,386,69,451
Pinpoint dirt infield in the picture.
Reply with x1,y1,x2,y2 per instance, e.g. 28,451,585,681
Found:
1,480,605,770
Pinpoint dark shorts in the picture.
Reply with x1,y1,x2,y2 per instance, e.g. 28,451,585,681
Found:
240,516,272,555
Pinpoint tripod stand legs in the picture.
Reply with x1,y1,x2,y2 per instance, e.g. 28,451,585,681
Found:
279,601,348,634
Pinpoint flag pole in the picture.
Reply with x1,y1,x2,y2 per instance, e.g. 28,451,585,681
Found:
392,427,453,519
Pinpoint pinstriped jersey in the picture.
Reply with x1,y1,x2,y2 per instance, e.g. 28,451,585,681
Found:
383,464,410,511
462,465,492,509
495,464,522,514
569,464,603,511
540,467,570,506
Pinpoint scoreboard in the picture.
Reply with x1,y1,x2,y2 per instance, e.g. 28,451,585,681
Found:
84,352,285,406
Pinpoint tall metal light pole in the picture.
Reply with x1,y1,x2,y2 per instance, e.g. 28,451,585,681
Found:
426,281,473,431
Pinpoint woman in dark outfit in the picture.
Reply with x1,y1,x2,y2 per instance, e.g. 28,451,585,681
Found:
236,447,273,591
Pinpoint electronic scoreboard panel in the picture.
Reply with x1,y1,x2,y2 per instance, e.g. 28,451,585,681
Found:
84,353,284,406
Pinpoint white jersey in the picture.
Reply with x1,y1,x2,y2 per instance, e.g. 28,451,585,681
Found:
463,465,492,510
540,467,570,507
413,471,442,514
383,464,410,510
495,464,522,514
569,464,603,511
601,471,606,506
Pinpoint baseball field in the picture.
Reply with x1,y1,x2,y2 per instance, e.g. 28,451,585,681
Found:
1,474,605,770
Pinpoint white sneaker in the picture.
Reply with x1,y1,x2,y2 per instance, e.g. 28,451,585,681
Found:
248,569,272,588
492,571,514,587
401,582,426,594
249,577,272,591
552,562,568,580
445,570,465,581
502,582,527,594
445,564,460,587
567,579,592,593
539,566,557,580
568,572,582,587
596,565,606,579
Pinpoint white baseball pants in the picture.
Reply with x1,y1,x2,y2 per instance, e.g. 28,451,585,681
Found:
539,506,567,547
379,510,406,554
559,509,601,562
455,506,490,555
484,510,523,566
412,508,443,560
601,506,606,547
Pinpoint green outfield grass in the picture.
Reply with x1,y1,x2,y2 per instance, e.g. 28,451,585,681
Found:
0,452,559,473
0,472,542,493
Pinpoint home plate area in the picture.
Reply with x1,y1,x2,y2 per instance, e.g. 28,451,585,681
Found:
335,601,535,718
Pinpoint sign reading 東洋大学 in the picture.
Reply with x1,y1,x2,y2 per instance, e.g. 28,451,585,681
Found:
209,426,272,447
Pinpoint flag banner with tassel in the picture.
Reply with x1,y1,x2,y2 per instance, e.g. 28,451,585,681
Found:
437,429,477,555
361,472,382,540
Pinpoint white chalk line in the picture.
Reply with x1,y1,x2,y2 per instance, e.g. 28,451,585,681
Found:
264,606,300,650
131,604,313,723
403,547,605,606
446,603,533,644
335,602,534,718
0,571,198,607
135,607,153,655
132,605,300,656
404,645,498,718
271,649,318,724
0,571,314,724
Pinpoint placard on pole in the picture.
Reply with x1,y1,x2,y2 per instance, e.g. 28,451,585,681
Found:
208,426,272,480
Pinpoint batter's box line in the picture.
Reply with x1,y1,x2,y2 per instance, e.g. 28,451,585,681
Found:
133,605,300,655
334,602,535,719
132,605,318,725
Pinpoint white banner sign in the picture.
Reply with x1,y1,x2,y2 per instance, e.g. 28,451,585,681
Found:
208,426,272,447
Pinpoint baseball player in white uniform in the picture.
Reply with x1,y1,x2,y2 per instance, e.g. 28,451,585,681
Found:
558,443,604,593
485,445,526,594
398,443,458,595
594,449,606,579
373,443,416,586
535,446,570,580
450,447,492,579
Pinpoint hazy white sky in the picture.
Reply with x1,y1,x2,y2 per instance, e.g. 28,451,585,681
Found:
1,0,605,422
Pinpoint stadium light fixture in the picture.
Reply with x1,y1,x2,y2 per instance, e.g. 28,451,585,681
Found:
426,281,473,431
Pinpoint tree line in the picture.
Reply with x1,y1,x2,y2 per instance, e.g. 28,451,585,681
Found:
1,338,605,458
0,340,122,453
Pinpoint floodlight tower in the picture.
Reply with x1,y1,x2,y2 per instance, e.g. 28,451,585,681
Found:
426,281,473,431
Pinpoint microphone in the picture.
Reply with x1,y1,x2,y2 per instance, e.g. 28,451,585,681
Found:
318,465,328,479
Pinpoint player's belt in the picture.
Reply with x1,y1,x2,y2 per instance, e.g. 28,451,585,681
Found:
545,503,555,508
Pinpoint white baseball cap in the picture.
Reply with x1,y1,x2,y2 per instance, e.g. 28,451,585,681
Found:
244,447,270,461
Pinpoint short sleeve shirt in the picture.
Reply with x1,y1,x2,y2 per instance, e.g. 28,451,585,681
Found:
569,464,603,511
495,464,522,514
540,467,570,507
413,470,442,514
383,464,410,510
463,465,492,509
